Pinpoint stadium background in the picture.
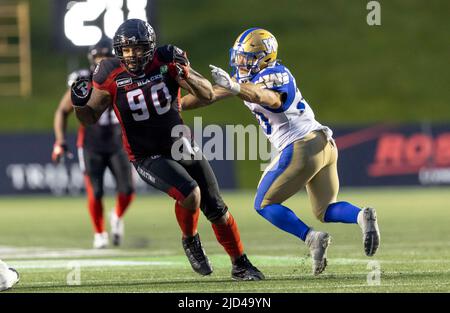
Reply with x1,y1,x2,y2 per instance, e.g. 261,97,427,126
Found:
0,0,449,293
1,0,449,189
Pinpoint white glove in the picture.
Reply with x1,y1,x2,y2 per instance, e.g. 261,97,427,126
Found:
0,260,19,291
209,65,240,95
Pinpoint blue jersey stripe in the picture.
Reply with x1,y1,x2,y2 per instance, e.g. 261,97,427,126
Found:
254,144,294,210
239,27,260,43
252,63,297,113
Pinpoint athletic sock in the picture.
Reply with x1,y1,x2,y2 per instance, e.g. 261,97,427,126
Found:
115,192,135,218
257,204,310,241
211,213,244,259
84,175,104,233
174,202,200,237
324,201,361,224
87,197,104,233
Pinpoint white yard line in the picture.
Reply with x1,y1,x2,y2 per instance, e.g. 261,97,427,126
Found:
0,246,176,259
8,259,182,269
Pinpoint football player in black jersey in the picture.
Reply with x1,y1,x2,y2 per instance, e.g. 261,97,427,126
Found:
71,19,264,281
52,38,135,249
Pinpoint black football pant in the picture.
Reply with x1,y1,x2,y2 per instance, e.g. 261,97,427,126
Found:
133,149,227,223
80,148,134,199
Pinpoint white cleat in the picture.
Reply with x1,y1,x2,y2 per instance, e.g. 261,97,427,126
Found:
93,232,109,249
305,230,331,276
0,260,20,291
110,210,124,247
358,207,380,257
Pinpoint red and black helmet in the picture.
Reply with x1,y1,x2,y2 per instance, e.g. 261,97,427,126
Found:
113,19,156,74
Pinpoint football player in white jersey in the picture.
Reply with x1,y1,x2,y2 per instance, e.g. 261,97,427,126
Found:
182,28,380,275
0,260,19,291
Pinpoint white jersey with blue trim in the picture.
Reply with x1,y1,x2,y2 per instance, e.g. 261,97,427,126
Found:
241,62,333,151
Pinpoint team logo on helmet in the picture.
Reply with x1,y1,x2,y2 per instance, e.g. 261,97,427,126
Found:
113,19,156,75
230,28,278,81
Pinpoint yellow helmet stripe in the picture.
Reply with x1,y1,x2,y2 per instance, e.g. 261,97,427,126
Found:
238,27,261,43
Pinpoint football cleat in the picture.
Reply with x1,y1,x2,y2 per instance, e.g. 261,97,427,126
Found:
358,207,380,257
0,261,20,291
110,210,124,247
93,232,109,249
305,230,331,276
231,254,265,281
182,233,213,276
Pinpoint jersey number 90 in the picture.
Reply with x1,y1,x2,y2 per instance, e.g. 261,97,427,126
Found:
126,82,172,122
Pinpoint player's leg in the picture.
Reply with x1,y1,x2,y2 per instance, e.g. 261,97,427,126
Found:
107,149,135,246
80,148,109,249
307,139,380,256
181,150,264,281
255,133,331,275
0,260,19,291
133,156,212,276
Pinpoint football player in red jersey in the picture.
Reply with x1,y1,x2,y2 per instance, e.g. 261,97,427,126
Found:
70,19,264,280
52,38,135,249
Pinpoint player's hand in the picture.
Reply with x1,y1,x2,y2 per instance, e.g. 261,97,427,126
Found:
209,65,240,95
71,77,92,107
172,46,190,79
51,142,73,164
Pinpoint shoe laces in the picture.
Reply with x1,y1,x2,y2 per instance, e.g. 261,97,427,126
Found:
186,235,206,261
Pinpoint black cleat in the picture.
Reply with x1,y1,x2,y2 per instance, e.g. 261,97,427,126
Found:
182,233,213,276
231,254,265,281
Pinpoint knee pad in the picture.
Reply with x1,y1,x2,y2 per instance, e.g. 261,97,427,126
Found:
201,200,228,223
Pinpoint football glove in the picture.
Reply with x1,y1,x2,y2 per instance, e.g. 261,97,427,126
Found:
51,142,73,164
209,65,240,95
71,77,92,107
172,46,190,79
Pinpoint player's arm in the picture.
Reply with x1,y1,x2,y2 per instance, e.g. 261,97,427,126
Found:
176,67,215,102
237,82,283,109
54,89,73,144
167,46,214,102
71,78,112,126
209,65,283,109
52,89,74,162
181,84,233,110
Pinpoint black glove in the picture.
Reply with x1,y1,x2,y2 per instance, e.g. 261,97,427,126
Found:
71,77,92,107
172,46,190,79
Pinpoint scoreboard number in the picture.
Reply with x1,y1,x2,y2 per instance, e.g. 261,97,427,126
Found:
64,0,149,46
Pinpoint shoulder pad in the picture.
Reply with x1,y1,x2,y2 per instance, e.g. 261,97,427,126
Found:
92,58,122,86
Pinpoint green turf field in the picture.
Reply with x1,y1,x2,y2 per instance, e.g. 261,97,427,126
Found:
0,187,449,292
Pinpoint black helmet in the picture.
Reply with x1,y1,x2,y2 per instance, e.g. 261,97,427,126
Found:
87,37,114,70
113,19,156,74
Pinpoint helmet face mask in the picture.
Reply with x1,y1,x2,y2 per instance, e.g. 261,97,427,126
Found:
230,47,265,81
116,43,153,74
230,28,278,81
113,19,156,75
